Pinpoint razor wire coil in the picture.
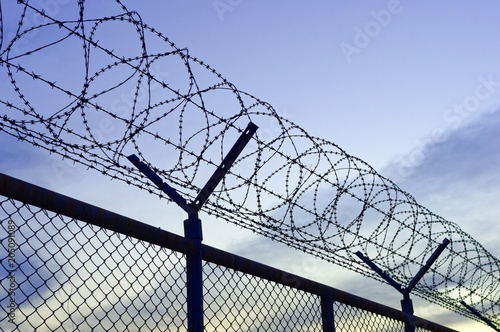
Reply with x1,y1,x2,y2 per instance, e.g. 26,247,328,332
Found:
0,0,499,326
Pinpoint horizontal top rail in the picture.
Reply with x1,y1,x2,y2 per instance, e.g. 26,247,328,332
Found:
0,172,457,332
0,173,196,255
201,244,456,332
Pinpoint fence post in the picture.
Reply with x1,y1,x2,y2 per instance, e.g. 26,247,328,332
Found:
401,293,415,332
185,213,204,332
355,238,450,332
321,292,335,332
127,122,258,332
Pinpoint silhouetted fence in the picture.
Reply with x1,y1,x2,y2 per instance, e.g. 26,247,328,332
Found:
2,2,499,326
1,173,456,331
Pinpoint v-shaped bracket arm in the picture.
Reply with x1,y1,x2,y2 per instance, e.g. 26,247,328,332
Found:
127,154,192,213
355,238,450,297
127,122,258,215
355,238,449,325
191,122,258,211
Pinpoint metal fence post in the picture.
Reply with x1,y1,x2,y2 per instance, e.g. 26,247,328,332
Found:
401,293,415,332
355,238,450,332
185,214,204,332
321,293,335,332
127,122,258,332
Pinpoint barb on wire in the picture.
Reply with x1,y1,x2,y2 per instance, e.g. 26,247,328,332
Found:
0,0,499,327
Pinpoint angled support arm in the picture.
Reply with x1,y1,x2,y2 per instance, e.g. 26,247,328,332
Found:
461,301,500,332
406,238,450,293
354,251,404,294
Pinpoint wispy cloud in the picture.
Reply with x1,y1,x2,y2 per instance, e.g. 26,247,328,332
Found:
400,110,499,182
383,109,500,254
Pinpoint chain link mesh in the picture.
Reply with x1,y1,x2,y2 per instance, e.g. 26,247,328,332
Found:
334,302,402,332
1,197,187,331
203,261,322,331
1,188,457,331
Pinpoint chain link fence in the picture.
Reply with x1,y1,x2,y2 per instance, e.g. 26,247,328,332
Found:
1,196,187,331
1,173,457,331
203,262,322,331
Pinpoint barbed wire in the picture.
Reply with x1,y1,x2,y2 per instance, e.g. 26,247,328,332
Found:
1,0,498,327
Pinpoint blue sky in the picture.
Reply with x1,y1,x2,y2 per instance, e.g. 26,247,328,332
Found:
1,1,500,330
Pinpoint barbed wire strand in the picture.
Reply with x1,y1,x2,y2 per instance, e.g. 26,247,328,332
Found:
0,0,498,327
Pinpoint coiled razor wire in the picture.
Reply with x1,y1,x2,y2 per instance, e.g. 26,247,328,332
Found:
0,0,498,327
